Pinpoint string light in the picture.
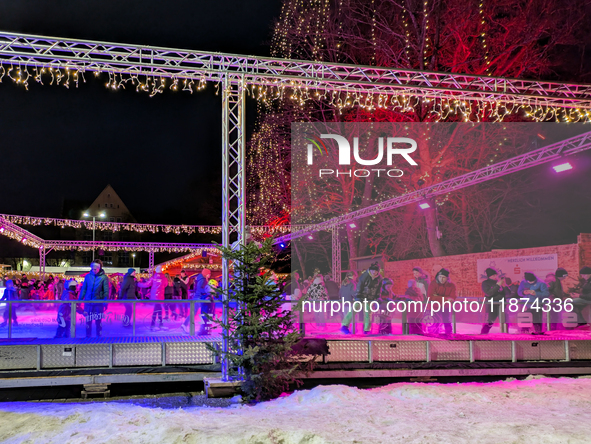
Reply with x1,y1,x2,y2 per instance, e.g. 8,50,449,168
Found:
0,214,297,236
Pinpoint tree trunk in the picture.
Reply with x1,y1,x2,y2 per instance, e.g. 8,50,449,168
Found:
461,194,472,253
423,208,446,257
293,240,306,279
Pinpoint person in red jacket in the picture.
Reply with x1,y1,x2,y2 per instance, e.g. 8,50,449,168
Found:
427,268,456,335
137,265,168,331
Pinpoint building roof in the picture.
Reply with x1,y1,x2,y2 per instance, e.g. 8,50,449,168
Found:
88,185,135,222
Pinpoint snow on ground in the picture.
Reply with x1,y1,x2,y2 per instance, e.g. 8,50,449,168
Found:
1,376,591,444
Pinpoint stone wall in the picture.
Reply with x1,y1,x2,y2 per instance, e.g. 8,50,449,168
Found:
384,237,589,297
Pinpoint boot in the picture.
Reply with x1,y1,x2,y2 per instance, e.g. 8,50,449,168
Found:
480,324,492,335
339,326,351,335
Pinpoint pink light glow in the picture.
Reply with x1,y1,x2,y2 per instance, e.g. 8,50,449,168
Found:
419,202,431,210
553,162,573,173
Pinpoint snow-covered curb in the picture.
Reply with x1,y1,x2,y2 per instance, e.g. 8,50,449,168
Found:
1,375,590,444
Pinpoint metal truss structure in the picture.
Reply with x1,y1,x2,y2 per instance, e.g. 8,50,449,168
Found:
1,32,591,109
0,213,296,236
278,130,591,247
0,215,218,276
3,30,591,380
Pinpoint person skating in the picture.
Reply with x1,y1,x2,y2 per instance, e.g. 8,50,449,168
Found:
79,260,109,337
427,268,456,336
182,268,213,335
338,272,356,334
341,262,382,335
119,268,137,328
404,280,424,334
377,278,394,335
571,266,591,327
0,280,19,328
137,265,168,332
517,272,550,334
480,268,506,334
547,268,568,330
55,280,79,338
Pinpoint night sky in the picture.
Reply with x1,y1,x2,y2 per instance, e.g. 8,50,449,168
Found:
0,0,283,224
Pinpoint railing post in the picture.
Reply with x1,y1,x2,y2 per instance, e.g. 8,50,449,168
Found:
402,306,408,335
299,302,305,336
8,302,12,339
190,301,195,335
132,300,136,336
500,303,507,334
452,311,457,334
70,301,76,338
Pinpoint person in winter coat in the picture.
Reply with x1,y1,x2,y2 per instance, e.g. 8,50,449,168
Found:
182,268,213,335
163,273,177,321
571,266,591,327
377,278,394,335
518,272,550,334
341,262,382,335
412,267,429,301
55,280,79,338
137,265,168,331
0,280,19,327
306,271,329,330
427,268,456,335
79,260,109,337
404,280,424,334
338,272,356,334
119,268,137,328
547,268,568,330
480,267,506,334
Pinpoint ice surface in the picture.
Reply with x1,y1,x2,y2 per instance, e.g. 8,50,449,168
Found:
1,376,591,443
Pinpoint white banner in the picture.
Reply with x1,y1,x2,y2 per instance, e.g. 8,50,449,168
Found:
477,254,558,283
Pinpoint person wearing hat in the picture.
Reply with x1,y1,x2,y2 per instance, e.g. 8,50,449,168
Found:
517,272,549,334
404,279,424,335
137,265,168,332
427,268,456,335
480,268,506,335
547,268,568,330
338,272,356,334
80,259,109,337
571,266,591,327
55,279,79,338
411,267,429,301
119,268,137,328
341,263,382,334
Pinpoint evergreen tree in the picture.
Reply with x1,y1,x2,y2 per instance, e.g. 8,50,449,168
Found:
208,238,316,402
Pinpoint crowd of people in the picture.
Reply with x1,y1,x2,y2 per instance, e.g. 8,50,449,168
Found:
289,263,591,336
2,259,591,338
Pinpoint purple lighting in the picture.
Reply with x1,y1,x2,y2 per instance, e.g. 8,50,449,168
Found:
553,162,573,173
419,202,431,210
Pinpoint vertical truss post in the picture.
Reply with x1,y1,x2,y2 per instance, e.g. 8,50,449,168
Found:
148,250,155,274
39,245,46,281
221,74,246,382
332,226,341,282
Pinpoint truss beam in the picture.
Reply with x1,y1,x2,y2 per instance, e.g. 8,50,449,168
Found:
279,131,591,243
1,32,591,108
